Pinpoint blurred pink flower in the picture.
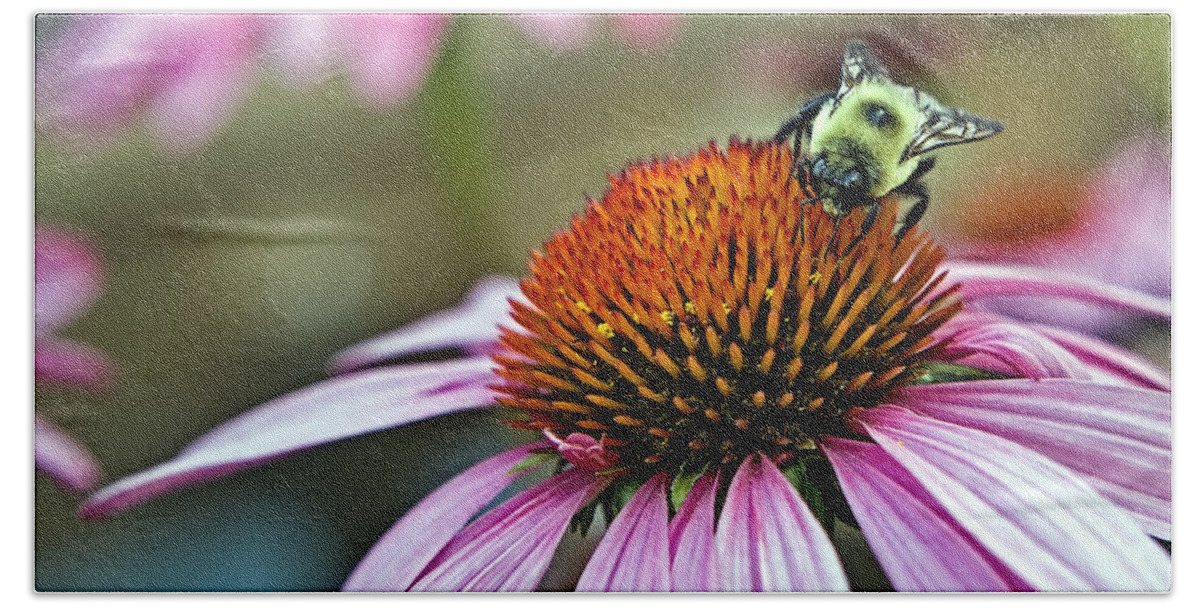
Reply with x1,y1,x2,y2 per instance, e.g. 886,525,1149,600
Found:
35,227,113,492
509,13,679,52
610,14,678,51
36,13,677,152
509,13,596,51
81,141,1169,591
36,14,266,153
265,14,448,109
36,13,449,151
950,136,1171,335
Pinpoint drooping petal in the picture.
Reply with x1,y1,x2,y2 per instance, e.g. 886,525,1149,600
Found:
949,136,1169,335
822,437,1027,591
715,455,849,591
577,473,671,592
894,379,1171,540
1031,323,1170,391
943,261,1170,320
37,14,264,151
933,307,1169,390
34,337,113,390
80,357,498,519
544,430,620,472
329,276,525,374
668,471,719,591
409,468,609,591
935,318,1092,380
35,416,103,493
854,405,1170,591
343,442,548,591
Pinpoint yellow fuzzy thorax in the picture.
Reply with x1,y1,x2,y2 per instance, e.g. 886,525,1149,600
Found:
809,80,924,199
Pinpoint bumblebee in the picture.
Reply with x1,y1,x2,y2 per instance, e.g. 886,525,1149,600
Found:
775,40,1005,241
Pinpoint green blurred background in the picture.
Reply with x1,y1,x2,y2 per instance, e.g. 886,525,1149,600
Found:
34,14,1170,591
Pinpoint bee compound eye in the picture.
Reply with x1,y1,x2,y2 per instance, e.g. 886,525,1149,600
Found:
863,103,896,129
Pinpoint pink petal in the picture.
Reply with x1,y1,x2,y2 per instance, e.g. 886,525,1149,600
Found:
894,379,1171,540
822,437,1027,591
34,337,113,390
668,471,719,591
1031,323,1170,391
35,415,103,493
35,228,104,334
409,468,610,591
35,15,151,143
510,14,596,51
143,15,264,152
611,14,679,51
1083,136,1171,297
934,308,1170,390
944,261,1170,321
80,357,498,519
37,14,264,151
341,14,446,108
264,14,340,88
577,473,670,592
854,405,1170,591
715,455,849,591
329,276,525,374
343,442,549,591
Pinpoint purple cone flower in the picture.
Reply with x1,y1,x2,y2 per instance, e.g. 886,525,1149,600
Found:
35,228,113,493
82,141,1170,591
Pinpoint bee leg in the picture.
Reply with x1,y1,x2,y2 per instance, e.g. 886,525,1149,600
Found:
775,92,835,181
909,156,936,181
845,203,881,250
889,157,936,242
773,92,835,144
893,181,929,243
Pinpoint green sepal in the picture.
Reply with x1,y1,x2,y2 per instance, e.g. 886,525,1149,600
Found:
505,452,558,476
595,465,632,476
605,478,643,521
781,459,830,531
669,468,707,514
568,502,599,537
908,362,1009,386
569,475,643,537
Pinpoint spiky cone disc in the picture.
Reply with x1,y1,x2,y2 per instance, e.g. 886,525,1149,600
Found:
495,139,961,477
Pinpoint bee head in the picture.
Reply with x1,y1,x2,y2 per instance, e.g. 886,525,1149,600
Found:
809,41,1005,201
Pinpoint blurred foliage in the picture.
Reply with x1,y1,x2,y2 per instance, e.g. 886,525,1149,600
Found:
34,14,1169,591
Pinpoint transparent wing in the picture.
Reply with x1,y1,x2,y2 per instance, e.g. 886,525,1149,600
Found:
903,107,1005,162
834,39,891,107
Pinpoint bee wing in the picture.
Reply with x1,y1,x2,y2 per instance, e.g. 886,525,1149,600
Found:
833,40,891,107
902,106,1005,162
